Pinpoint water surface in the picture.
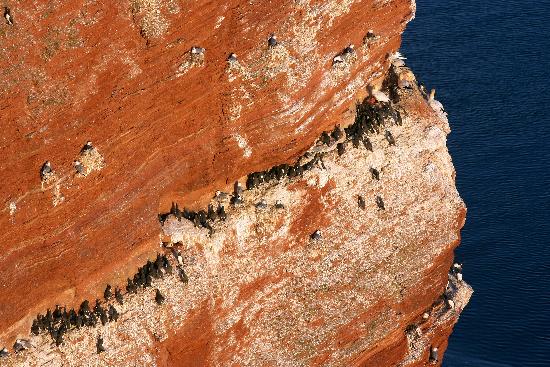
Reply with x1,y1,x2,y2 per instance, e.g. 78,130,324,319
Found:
401,1,550,366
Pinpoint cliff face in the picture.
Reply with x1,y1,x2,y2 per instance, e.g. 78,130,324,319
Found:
0,0,471,366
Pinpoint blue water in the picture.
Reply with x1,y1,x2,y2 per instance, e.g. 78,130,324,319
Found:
401,1,550,366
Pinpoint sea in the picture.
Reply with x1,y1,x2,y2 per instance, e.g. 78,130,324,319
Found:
400,1,550,366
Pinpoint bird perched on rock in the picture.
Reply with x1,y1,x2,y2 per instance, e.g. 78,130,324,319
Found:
108,305,119,322
74,160,85,175
173,249,183,267
332,55,344,65
370,167,380,180
13,339,31,353
429,346,438,363
115,288,123,305
4,7,13,25
363,30,377,44
227,53,238,63
267,34,278,47
333,126,343,141
40,161,52,180
96,336,106,354
385,130,396,146
217,204,227,220
358,195,366,210
343,44,355,55
320,131,331,145
155,289,165,305
310,230,322,241
363,137,373,151
178,268,189,283
80,141,94,154
0,348,8,357
337,142,345,156
375,195,385,210
104,285,112,300
191,46,205,54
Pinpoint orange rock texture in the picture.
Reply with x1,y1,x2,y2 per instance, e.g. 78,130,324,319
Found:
0,0,471,365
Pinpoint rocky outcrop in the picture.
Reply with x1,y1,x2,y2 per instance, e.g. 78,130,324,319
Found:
0,0,471,365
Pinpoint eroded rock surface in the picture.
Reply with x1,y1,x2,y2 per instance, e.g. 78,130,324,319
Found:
0,0,415,343
1,62,471,366
0,1,471,366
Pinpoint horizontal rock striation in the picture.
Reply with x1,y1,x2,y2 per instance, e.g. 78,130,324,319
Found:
1,62,471,366
0,0,416,344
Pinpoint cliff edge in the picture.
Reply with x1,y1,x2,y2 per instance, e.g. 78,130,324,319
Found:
0,0,471,365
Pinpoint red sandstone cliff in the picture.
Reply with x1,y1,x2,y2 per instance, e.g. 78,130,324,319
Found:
0,0,471,366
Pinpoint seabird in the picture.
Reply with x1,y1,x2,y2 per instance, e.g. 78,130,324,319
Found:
227,53,238,63
255,199,267,209
310,230,322,240
452,262,463,273
337,142,345,156
429,347,438,362
40,161,52,180
390,51,406,61
428,88,447,116
233,181,243,197
457,273,463,282
4,7,12,25
108,305,119,322
385,130,396,145
0,348,8,357
331,126,343,140
115,288,123,305
191,46,205,54
80,141,93,154
367,85,390,103
155,289,165,305
363,137,373,151
96,336,106,354
13,339,31,353
375,195,385,210
343,44,355,55
422,312,430,320
104,285,112,300
332,55,344,65
179,267,189,283
446,298,455,310
358,195,366,210
31,320,40,335
267,34,278,47
274,200,284,209
174,250,183,266
370,167,380,180
366,30,376,39
74,160,85,174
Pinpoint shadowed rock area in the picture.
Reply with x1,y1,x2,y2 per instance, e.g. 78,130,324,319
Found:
0,0,471,366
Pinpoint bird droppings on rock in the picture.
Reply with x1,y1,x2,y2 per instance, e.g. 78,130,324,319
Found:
3,7,13,25
0,60,471,367
78,141,105,175
176,47,206,76
39,161,54,185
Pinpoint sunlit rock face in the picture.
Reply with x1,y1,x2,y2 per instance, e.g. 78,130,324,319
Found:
0,1,471,366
